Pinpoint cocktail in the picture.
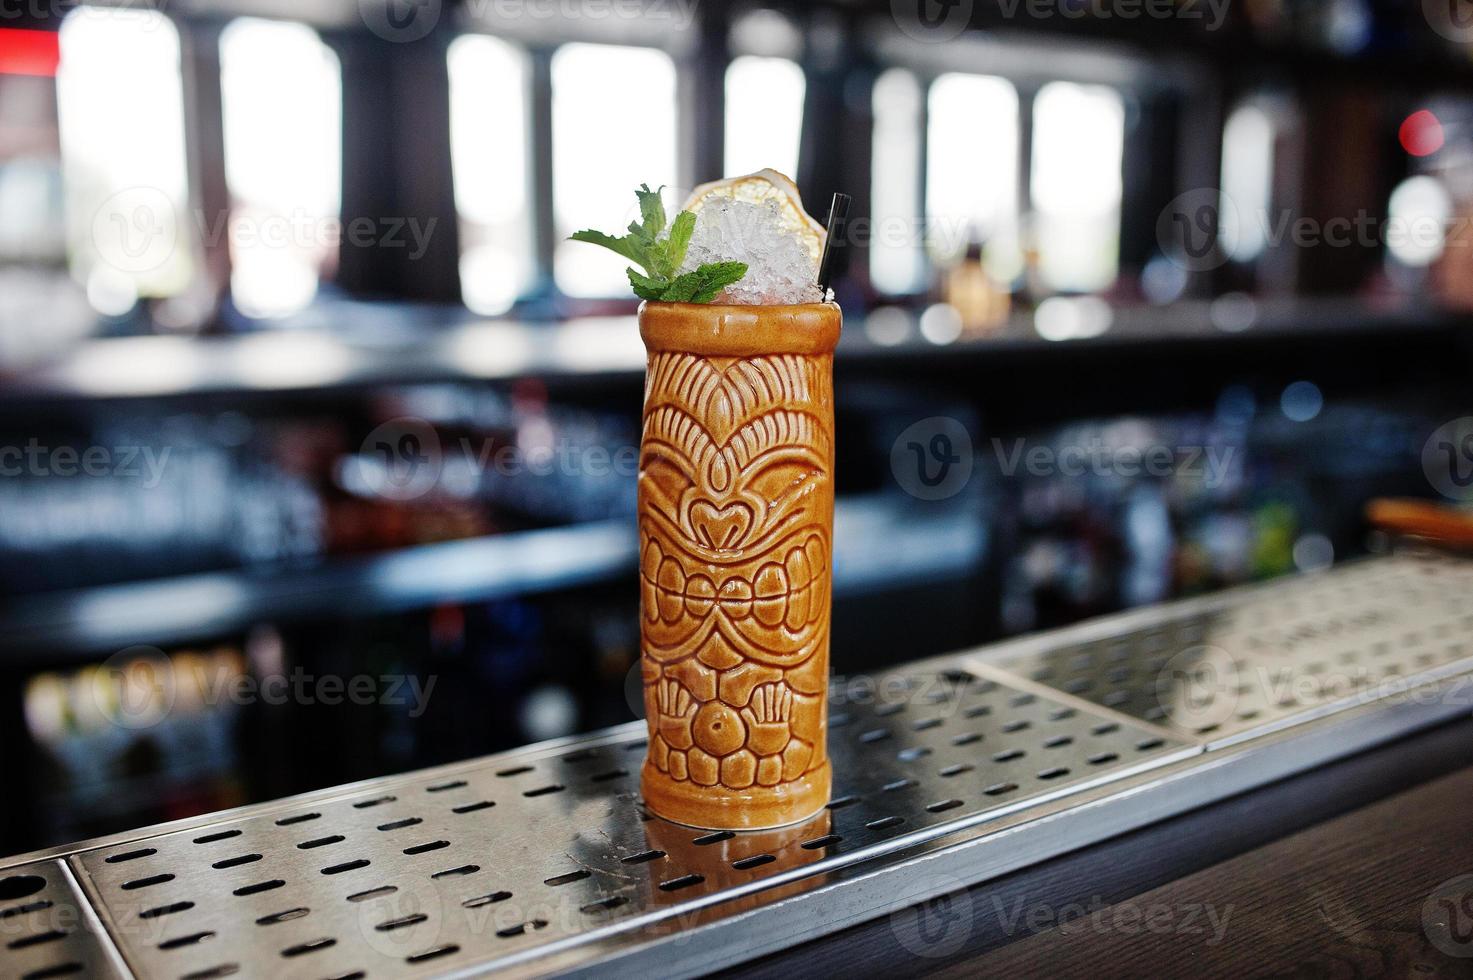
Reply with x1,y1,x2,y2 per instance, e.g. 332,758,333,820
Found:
573,171,844,829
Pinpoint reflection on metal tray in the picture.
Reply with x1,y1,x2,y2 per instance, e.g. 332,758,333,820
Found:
3,551,1472,979
977,552,1473,748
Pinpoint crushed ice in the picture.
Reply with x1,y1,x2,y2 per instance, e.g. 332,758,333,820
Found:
679,199,826,305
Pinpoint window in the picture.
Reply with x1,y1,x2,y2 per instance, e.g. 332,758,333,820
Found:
449,34,534,316
724,55,804,178
220,18,341,319
56,9,191,311
551,43,677,298
870,68,924,295
926,73,1019,277
1219,102,1275,264
1030,81,1123,293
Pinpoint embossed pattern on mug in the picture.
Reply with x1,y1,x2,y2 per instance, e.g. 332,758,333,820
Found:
639,350,833,812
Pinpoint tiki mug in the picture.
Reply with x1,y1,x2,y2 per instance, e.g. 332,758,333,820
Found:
637,301,839,830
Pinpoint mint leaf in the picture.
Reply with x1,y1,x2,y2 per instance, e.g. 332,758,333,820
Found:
627,268,666,301
570,229,646,267
634,183,666,240
664,211,696,274
569,188,743,303
660,261,747,303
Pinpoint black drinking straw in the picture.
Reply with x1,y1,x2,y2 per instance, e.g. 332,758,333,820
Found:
815,192,851,294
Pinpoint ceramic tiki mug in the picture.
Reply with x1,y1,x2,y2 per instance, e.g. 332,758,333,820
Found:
637,300,839,830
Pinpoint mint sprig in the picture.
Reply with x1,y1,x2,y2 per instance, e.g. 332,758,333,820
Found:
570,184,747,303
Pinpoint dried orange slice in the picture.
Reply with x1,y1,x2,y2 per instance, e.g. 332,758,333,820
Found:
681,169,826,266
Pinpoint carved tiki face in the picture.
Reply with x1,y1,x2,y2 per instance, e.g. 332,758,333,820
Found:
636,303,838,830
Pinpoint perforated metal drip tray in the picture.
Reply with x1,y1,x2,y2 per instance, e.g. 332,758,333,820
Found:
5,551,1473,980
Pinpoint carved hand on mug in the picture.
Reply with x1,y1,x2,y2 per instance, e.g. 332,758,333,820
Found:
656,678,696,751
741,682,794,757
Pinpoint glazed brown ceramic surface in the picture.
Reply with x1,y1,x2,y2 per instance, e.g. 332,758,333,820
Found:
637,301,839,830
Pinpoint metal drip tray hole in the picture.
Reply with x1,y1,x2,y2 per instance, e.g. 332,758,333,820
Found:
496,766,534,777
255,908,308,926
23,965,85,979
800,835,842,851
274,813,319,827
181,966,239,979
496,921,547,939
432,865,481,880
452,801,495,814
193,830,242,844
281,937,335,957
352,796,396,810
580,897,628,914
523,785,565,798
8,929,69,950
346,886,396,903
377,818,421,831
409,944,461,963
158,931,215,951
121,874,173,891
926,799,963,813
0,876,46,901
731,854,775,870
866,816,904,830
139,901,192,919
463,892,512,908
211,854,261,870
621,850,665,865
402,841,449,856
693,831,734,845
232,880,284,897
426,780,467,793
1,900,53,920
297,836,344,850
320,861,370,876
377,913,428,932
658,875,704,892
544,870,591,887
104,848,156,864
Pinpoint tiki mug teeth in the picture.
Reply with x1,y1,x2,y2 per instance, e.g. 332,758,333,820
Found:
637,301,839,830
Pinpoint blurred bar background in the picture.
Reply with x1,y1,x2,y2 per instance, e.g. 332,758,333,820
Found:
1,0,1471,854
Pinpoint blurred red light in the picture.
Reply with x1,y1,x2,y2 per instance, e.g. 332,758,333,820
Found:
1400,110,1445,157
0,28,59,78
